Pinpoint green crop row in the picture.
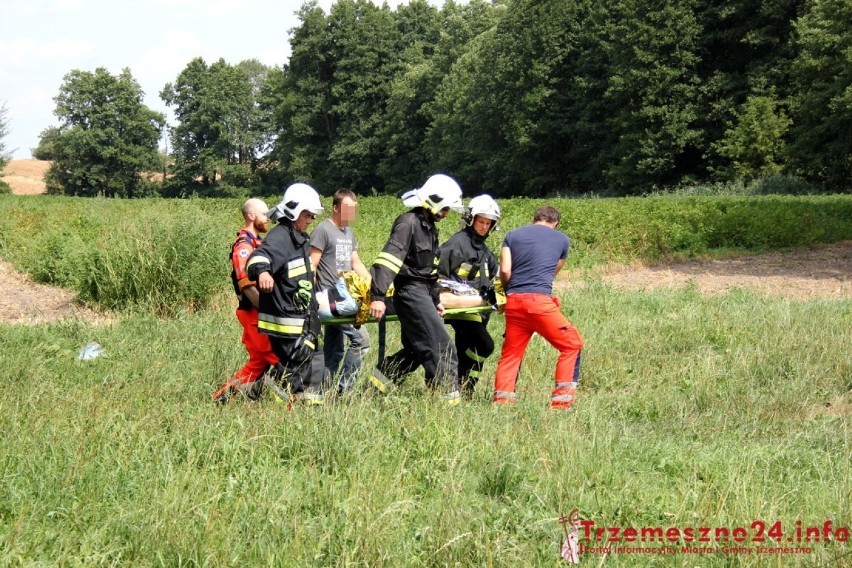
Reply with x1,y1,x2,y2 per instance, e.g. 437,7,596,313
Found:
1,194,850,315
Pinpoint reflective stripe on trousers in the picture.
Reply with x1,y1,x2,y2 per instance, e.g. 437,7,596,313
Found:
493,390,517,404
551,380,577,410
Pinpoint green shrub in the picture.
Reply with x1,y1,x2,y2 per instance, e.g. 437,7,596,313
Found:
0,179,10,194
208,182,251,199
30,228,91,288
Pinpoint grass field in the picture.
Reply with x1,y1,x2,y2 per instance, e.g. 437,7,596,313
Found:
1,284,849,566
0,193,850,566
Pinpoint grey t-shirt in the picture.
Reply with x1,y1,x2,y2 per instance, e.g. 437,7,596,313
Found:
310,219,358,290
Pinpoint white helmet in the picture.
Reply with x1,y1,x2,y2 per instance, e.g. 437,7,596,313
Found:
401,174,464,215
464,194,500,235
268,182,324,222
467,194,501,221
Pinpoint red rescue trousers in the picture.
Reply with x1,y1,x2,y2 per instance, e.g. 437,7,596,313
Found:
493,293,583,409
234,307,278,384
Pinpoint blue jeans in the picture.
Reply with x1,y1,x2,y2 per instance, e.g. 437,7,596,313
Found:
323,323,370,392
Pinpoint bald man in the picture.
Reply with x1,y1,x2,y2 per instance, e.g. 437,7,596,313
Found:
213,198,279,404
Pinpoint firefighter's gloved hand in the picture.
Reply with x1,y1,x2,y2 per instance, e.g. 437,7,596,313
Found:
290,331,317,366
480,286,497,307
295,280,313,310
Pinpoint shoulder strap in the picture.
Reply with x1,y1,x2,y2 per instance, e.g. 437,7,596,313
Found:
230,231,258,256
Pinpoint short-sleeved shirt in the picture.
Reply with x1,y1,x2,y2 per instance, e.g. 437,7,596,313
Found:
310,219,358,290
503,224,570,296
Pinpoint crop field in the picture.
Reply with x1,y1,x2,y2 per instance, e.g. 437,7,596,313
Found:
0,194,849,566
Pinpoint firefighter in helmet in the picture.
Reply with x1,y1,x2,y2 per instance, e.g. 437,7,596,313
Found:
437,194,501,397
367,174,465,404
246,183,325,404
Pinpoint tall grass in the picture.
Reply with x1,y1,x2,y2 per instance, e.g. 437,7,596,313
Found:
0,285,849,566
0,197,230,316
1,194,851,314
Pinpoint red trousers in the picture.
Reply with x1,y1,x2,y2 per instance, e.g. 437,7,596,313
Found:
234,307,278,384
493,293,583,408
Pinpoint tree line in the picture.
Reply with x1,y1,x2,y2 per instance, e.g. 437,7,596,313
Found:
33,0,851,198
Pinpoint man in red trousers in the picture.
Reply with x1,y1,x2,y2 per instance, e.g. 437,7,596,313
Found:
492,205,583,410
213,198,279,403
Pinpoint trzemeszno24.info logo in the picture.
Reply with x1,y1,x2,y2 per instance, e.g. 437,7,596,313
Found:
557,510,848,563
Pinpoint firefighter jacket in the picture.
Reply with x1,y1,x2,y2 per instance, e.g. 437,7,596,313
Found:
437,226,499,323
437,226,499,292
370,208,440,304
246,221,317,338
230,229,263,311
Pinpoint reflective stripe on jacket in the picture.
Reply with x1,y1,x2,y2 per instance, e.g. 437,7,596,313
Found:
246,221,315,337
370,208,440,300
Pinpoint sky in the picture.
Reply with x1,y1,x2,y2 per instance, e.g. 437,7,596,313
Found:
1,0,449,159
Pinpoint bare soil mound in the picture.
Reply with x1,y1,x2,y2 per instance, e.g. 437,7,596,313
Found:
0,260,111,325
1,160,163,194
560,241,852,301
2,159,49,195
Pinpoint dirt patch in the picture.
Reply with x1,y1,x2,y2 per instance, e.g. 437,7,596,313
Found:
2,159,49,195
0,260,112,325
559,241,852,301
1,160,164,194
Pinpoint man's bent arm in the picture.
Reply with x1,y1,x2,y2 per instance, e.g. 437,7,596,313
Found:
499,246,512,291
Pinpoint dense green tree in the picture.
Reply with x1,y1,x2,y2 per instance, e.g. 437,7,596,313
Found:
31,126,61,161
695,0,805,176
381,0,502,192
378,0,445,192
47,68,165,197
161,57,266,195
395,0,441,60
533,1,611,192
261,2,335,187
166,0,847,196
378,57,442,192
325,0,404,192
713,91,791,179
788,0,851,189
428,0,611,196
161,58,217,188
600,0,704,191
425,27,502,193
233,59,272,167
482,0,608,194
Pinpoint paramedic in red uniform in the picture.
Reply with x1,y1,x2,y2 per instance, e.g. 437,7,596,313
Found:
213,198,278,403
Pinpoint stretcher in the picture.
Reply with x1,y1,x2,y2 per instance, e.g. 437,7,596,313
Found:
317,273,501,368
323,305,496,369
322,305,494,325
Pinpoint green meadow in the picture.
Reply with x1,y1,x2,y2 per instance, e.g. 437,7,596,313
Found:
0,194,849,566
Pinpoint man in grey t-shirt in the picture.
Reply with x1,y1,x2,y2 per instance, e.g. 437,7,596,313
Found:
310,188,371,393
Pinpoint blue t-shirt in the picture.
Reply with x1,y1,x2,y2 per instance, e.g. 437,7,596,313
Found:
503,224,570,295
